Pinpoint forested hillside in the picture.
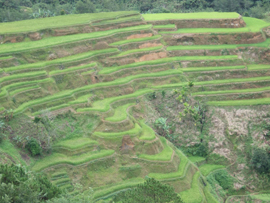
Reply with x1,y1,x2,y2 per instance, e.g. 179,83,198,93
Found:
0,0,270,22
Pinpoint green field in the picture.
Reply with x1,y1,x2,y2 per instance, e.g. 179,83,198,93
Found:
208,97,270,106
100,55,238,74
161,17,270,34
53,137,98,150
138,137,173,161
199,164,225,176
167,39,270,50
142,12,239,21
49,63,96,75
0,56,13,60
32,150,115,171
92,15,142,26
149,150,189,179
105,103,135,122
248,64,270,70
153,24,175,29
0,25,151,55
188,156,206,163
110,35,161,46
0,11,138,34
113,45,163,57
139,120,156,141
180,171,203,203
93,123,142,138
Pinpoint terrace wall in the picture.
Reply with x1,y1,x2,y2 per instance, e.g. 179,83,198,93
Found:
146,17,246,28
163,32,264,45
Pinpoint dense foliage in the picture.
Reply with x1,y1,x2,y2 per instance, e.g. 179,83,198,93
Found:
250,148,270,174
113,178,184,203
0,0,270,22
26,137,42,156
0,164,62,202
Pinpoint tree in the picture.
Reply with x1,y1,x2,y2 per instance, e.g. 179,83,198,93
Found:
155,117,170,136
250,148,270,174
76,0,96,14
114,178,184,203
26,137,42,156
214,0,241,12
0,164,62,202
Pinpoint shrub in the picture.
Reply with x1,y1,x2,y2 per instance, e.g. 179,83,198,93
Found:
26,138,42,156
76,0,96,14
250,148,270,174
213,170,233,190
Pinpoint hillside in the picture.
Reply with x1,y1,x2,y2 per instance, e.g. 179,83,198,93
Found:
1,11,270,202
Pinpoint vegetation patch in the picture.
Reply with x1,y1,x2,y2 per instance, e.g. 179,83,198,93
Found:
32,149,114,171
49,63,96,75
142,12,239,21
139,120,156,141
248,64,270,70
113,45,163,57
188,156,206,163
138,137,173,161
153,24,175,29
199,164,225,176
105,103,135,122
110,35,161,46
53,137,98,150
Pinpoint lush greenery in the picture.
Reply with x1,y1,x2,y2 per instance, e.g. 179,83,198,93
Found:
113,178,184,203
0,164,62,202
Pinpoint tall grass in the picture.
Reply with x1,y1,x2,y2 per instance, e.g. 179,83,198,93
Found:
0,25,151,55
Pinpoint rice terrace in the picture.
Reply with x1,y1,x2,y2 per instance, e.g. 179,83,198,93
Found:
1,8,270,203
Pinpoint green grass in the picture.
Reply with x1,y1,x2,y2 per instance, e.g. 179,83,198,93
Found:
0,71,47,84
182,65,245,72
49,63,96,75
100,55,238,74
153,24,175,29
0,107,5,112
199,164,225,176
93,178,144,200
161,17,270,34
208,97,270,106
52,178,70,186
110,35,162,46
113,45,163,57
167,39,270,51
4,49,117,73
251,194,270,201
53,137,98,150
0,56,13,60
180,171,203,203
188,156,206,163
105,103,135,122
138,137,173,161
81,70,95,75
194,86,270,96
0,78,53,98
77,89,152,113
9,85,40,96
248,64,270,70
139,120,156,141
142,12,239,21
0,11,138,34
32,149,114,171
149,150,189,179
92,15,141,26
93,123,142,138
0,24,151,55
156,75,270,89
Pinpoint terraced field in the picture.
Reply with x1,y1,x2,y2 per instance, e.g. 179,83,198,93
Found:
1,11,270,202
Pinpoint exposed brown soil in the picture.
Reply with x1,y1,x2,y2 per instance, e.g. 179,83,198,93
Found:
127,33,153,40
28,32,42,40
135,51,167,62
139,42,163,49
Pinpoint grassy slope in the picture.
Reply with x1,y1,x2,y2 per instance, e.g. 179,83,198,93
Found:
0,11,138,34
199,164,225,176
153,24,175,29
32,150,115,171
142,12,239,20
100,55,239,74
105,103,135,122
0,25,151,55
167,39,270,50
161,17,270,34
138,137,173,161
180,171,203,203
248,64,270,70
110,35,161,46
49,63,96,75
139,120,156,141
113,45,163,57
53,137,98,150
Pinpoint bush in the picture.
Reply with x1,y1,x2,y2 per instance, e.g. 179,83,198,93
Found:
76,0,96,14
26,138,42,156
185,142,208,157
214,170,233,190
250,148,270,174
